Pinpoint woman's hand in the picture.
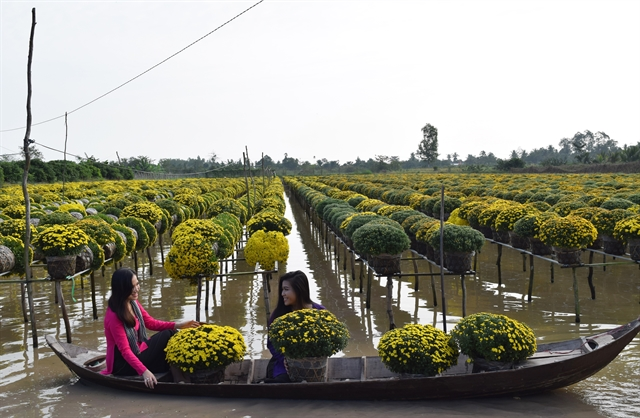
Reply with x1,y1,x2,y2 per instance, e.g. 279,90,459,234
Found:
142,369,157,389
175,320,200,329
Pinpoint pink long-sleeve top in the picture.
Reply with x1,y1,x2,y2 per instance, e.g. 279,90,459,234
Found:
101,301,175,375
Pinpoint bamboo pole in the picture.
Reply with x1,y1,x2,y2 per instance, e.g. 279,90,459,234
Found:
572,267,580,323
439,186,447,332
55,280,72,343
527,254,534,303
90,271,98,319
386,275,396,330
21,8,38,348
496,244,503,287
587,251,596,299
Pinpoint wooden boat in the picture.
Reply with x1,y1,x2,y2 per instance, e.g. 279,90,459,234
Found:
46,317,640,400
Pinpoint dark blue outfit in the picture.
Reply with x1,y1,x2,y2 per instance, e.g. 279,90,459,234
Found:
267,302,325,378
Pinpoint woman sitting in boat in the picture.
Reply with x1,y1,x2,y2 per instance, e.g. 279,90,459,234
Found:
102,268,199,388
266,270,325,383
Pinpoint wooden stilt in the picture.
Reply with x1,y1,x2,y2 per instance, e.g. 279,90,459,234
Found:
195,276,202,322
429,263,438,307
496,245,503,287
473,251,478,273
56,281,72,343
358,259,364,293
461,274,466,318
159,234,165,264
90,271,98,320
587,251,596,299
21,283,28,322
262,273,271,323
386,275,396,330
550,263,554,283
133,251,138,273
80,275,84,289
205,279,210,311
527,254,534,303
350,251,356,281
343,244,347,271
146,247,153,276
522,253,526,272
572,267,580,323
412,257,419,291
366,267,373,309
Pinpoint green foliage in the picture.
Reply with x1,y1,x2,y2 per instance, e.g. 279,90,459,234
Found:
352,222,410,256
377,324,458,376
451,312,537,362
426,224,485,253
268,309,349,359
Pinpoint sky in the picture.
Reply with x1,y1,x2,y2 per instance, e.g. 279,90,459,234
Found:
1,0,639,166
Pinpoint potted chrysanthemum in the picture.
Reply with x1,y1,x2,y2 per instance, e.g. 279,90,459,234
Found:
165,324,246,383
351,221,411,275
450,312,537,372
613,215,640,261
32,224,91,279
590,209,634,255
426,224,485,273
377,323,458,377
538,215,597,265
244,230,289,271
512,212,559,256
268,309,349,382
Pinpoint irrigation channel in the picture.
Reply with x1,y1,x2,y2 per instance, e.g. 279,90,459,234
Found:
0,191,638,418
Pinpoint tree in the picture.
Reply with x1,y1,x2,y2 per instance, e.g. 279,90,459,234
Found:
417,123,438,165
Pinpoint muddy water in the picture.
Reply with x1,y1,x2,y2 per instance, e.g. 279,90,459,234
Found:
0,192,638,418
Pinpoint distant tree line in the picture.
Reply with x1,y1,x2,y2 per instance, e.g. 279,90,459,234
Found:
2,129,638,184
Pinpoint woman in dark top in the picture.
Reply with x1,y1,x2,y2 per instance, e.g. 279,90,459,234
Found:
266,270,324,382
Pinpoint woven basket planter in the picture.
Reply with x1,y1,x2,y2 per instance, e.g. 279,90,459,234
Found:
368,253,402,275
0,245,16,274
186,367,225,384
587,236,603,250
508,232,529,250
477,226,493,239
529,238,553,256
492,229,510,244
46,255,76,280
75,245,94,273
444,251,473,274
553,247,582,266
102,242,117,259
628,239,640,261
286,356,327,383
602,235,625,256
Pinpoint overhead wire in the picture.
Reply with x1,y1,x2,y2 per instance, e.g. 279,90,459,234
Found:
0,0,265,133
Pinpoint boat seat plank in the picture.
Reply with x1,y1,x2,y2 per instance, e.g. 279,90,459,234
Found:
364,356,398,379
224,361,252,384
327,357,363,381
251,359,270,383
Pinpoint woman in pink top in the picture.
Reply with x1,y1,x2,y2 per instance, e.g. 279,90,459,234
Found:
102,268,199,388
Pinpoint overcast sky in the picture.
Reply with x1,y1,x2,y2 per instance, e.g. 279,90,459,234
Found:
1,0,639,166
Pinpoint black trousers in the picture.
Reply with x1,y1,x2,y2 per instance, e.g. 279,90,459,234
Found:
113,329,176,376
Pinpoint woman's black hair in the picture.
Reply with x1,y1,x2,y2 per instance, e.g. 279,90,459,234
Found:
108,267,137,327
268,270,314,325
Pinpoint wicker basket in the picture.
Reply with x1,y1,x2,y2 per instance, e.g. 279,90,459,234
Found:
186,367,225,384
444,251,473,274
508,232,529,250
75,245,94,273
587,236,603,250
102,242,117,259
368,253,402,275
477,226,493,239
46,255,76,280
553,247,582,266
492,229,510,244
602,235,625,256
286,356,327,383
628,239,640,261
0,245,16,274
529,238,553,256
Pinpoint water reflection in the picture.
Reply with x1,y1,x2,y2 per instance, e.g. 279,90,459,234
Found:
0,191,638,417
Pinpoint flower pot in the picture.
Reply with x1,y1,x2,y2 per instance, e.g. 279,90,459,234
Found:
529,238,552,256
444,251,473,274
75,245,94,273
102,242,117,259
628,238,640,261
601,235,625,256
508,232,529,250
587,236,603,250
491,229,510,244
0,245,16,274
477,226,493,239
368,253,402,275
186,367,225,384
46,255,76,280
553,247,582,266
285,356,327,383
